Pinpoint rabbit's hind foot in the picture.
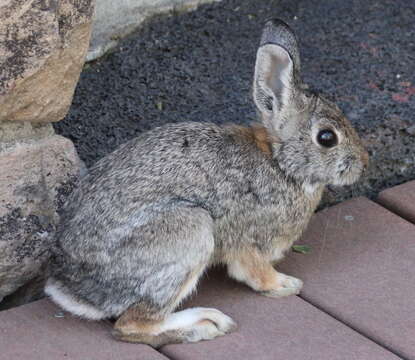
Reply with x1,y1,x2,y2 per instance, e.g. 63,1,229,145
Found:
112,307,236,348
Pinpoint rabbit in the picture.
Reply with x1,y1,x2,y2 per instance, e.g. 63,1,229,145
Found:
45,19,369,348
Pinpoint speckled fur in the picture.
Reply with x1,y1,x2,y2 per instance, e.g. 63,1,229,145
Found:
46,20,368,344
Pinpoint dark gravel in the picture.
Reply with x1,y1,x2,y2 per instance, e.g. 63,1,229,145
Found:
54,0,415,206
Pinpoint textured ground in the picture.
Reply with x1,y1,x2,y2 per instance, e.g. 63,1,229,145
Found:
55,0,415,205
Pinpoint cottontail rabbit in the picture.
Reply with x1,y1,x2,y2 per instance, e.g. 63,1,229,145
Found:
45,19,368,347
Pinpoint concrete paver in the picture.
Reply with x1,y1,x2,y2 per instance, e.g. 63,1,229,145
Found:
0,299,167,360
280,197,415,359
161,269,399,360
378,180,415,224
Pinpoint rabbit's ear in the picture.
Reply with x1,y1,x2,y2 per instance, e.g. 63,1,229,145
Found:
253,19,302,137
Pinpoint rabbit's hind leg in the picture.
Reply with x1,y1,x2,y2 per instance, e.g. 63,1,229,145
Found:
112,207,236,347
113,306,236,348
113,265,236,347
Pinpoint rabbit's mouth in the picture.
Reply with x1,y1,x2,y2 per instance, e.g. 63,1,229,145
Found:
331,163,365,186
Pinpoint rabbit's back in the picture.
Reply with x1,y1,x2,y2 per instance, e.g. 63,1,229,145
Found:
59,122,246,236
54,122,320,261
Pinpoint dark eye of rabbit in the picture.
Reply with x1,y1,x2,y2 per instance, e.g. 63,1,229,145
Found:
317,129,338,148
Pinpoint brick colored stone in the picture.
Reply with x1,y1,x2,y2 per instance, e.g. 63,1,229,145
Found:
0,299,167,360
377,181,415,224
279,197,415,359
162,269,398,360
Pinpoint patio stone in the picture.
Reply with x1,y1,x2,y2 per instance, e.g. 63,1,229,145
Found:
0,299,167,360
377,181,415,224
279,197,415,359
162,268,399,360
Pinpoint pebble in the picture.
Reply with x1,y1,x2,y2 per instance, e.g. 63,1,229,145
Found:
405,125,415,136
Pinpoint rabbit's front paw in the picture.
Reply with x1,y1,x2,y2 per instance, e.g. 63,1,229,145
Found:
262,273,303,298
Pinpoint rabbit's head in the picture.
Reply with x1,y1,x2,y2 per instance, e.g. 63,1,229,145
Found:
253,19,368,187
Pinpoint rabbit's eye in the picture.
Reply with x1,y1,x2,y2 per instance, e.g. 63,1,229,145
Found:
317,129,338,148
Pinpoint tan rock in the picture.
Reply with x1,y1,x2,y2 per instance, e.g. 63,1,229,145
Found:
0,0,94,304
0,0,94,123
0,127,82,302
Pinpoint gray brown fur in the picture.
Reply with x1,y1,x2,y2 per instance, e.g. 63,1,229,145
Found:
46,19,368,345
